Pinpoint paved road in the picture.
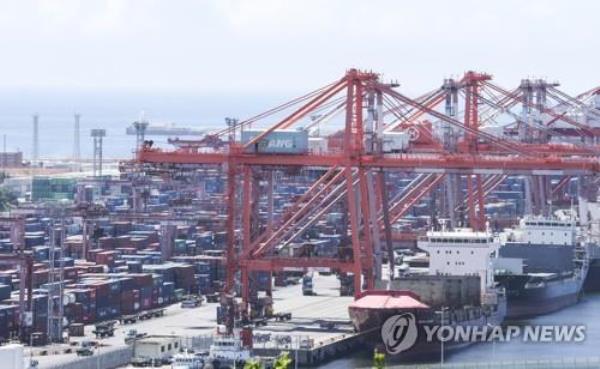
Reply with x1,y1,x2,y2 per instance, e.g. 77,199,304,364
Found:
33,273,354,368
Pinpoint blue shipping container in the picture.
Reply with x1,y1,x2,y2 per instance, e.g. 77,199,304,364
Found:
241,129,309,154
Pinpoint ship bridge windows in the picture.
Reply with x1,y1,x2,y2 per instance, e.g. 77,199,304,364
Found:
525,220,574,228
428,237,491,244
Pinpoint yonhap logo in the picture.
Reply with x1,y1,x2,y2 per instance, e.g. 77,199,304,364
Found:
381,313,418,354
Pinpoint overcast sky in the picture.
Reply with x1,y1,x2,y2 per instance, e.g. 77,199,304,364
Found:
1,0,599,95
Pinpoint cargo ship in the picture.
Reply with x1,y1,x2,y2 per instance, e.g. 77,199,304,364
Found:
349,228,506,361
494,216,590,319
584,248,600,292
580,199,600,293
126,122,205,136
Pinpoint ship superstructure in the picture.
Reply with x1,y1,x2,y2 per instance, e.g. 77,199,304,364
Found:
495,216,589,319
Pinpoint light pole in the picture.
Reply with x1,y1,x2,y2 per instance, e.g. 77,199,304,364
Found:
29,333,34,368
295,336,299,369
436,306,449,367
487,323,496,361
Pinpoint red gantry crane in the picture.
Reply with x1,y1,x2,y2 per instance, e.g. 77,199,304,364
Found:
136,69,600,324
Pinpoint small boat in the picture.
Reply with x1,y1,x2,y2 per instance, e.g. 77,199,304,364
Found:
171,350,205,369
208,335,251,368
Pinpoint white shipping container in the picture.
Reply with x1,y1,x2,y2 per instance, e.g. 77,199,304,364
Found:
382,131,410,153
308,137,328,154
0,344,24,369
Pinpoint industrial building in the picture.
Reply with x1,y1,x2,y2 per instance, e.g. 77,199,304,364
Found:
0,152,23,168
133,335,182,362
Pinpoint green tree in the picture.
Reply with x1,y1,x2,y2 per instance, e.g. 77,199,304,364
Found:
373,348,385,369
0,188,16,211
244,359,263,369
274,352,292,369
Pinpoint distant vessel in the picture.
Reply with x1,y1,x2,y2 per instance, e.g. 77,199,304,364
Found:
349,228,506,361
126,122,206,136
495,216,590,319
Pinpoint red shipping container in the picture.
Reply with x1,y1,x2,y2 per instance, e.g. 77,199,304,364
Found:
98,237,116,250
141,297,151,310
32,269,49,288
143,232,160,244
130,274,153,289
120,290,138,314
87,281,111,296
173,265,196,290
96,251,119,267
132,289,141,312
130,237,148,250
116,236,132,248
65,302,84,323
87,249,102,263
83,311,96,324
147,243,160,251
32,263,47,271
63,266,79,280
86,265,106,273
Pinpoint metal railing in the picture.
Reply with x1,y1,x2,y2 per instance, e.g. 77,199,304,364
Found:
357,357,600,369
42,346,133,369
180,334,214,351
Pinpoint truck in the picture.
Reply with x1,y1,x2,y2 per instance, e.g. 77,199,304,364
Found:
76,340,95,356
302,273,314,296
180,295,204,308
120,314,139,324
92,321,117,338
124,329,147,345
339,274,354,296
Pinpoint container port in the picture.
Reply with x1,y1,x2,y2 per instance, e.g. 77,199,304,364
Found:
3,3,600,369
2,68,600,369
